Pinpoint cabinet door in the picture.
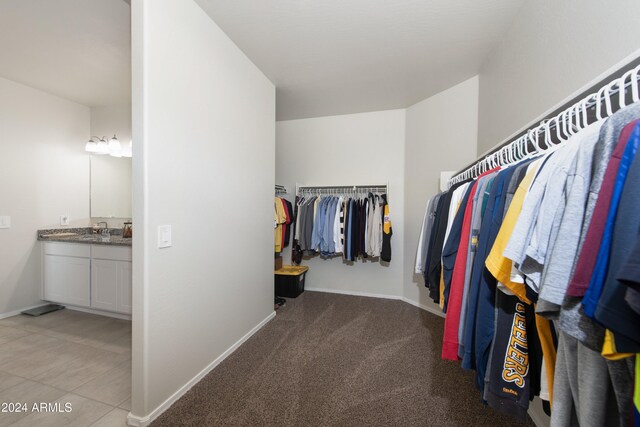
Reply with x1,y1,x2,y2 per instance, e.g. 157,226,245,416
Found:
91,259,118,312
44,255,90,307
117,261,132,314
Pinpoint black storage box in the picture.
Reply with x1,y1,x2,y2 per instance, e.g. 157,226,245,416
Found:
275,266,308,298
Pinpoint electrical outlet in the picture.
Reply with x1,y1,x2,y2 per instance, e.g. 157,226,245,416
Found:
60,215,70,226
0,216,10,229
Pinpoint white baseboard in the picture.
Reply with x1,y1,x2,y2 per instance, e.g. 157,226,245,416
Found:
0,303,46,320
400,297,445,318
126,310,277,427
305,287,403,301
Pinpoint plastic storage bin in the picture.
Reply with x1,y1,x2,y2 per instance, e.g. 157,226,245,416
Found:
274,266,309,298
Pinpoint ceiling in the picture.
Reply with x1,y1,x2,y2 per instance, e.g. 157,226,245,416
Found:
0,0,131,107
0,1,523,117
196,0,525,120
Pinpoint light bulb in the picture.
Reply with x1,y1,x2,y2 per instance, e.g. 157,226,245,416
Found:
85,139,98,153
107,135,121,155
96,138,109,154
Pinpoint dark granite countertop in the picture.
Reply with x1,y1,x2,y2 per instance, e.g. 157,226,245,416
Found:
38,227,132,247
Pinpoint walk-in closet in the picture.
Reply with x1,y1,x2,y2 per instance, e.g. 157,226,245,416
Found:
1,1,639,426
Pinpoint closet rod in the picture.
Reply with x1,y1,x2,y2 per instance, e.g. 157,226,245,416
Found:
449,55,640,187
296,184,388,196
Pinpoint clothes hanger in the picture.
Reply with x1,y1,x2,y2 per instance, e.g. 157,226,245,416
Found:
631,64,640,104
604,81,615,117
618,70,632,110
595,85,607,121
580,94,594,128
554,113,566,144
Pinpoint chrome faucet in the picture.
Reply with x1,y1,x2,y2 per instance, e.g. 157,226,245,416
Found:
94,221,109,234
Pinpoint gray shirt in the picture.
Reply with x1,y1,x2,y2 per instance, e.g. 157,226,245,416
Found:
415,193,441,274
537,121,604,315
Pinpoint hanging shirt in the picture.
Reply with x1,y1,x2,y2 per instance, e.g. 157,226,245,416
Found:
381,194,392,262
536,120,606,316
458,172,497,359
442,179,479,359
415,195,439,274
282,198,292,248
461,172,501,371
593,122,640,352
503,144,574,292
426,182,466,301
567,120,639,298
441,185,474,310
471,165,518,392
333,196,344,254
274,197,287,253
370,198,383,258
443,183,471,250
486,159,542,303
559,104,640,350
583,122,639,316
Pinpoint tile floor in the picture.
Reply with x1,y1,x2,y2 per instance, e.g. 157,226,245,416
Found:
0,309,131,426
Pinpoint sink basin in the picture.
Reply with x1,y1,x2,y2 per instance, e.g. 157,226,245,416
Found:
78,235,99,240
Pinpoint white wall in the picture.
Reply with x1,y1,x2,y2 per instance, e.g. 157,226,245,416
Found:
403,77,479,312
276,109,406,298
477,0,640,155
0,76,90,316
90,104,132,144
131,0,275,423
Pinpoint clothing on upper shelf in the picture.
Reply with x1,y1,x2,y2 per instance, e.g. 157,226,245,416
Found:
417,101,640,423
293,193,391,263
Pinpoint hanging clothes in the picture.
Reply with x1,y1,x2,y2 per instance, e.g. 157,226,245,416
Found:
419,101,640,423
293,191,391,263
274,196,293,253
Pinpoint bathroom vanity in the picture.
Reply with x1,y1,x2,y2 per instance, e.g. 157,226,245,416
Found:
39,229,132,316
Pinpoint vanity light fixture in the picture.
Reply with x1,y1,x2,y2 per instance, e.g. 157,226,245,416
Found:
85,136,110,154
85,135,125,156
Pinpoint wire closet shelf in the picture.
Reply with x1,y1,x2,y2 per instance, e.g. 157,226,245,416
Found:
448,61,640,187
296,184,389,197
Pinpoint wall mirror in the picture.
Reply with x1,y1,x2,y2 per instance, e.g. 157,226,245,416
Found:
90,155,132,218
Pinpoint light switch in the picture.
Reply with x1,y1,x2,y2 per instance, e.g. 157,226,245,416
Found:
60,215,70,226
0,216,10,229
158,225,172,248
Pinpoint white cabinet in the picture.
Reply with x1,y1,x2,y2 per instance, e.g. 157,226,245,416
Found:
117,261,133,313
43,252,91,307
91,245,132,314
43,242,132,315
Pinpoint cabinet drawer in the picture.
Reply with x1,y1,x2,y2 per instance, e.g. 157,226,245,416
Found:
43,242,90,258
92,245,132,262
